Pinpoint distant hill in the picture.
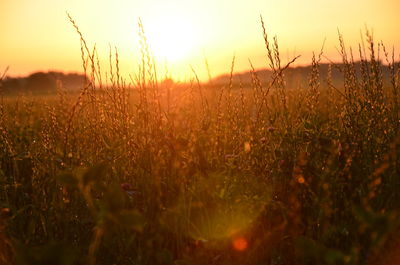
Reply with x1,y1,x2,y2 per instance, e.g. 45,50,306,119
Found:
1,63,395,94
1,71,86,93
211,62,394,88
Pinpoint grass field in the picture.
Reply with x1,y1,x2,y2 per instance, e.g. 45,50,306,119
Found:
0,19,399,265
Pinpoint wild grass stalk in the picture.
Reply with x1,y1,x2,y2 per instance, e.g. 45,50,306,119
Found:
0,15,399,265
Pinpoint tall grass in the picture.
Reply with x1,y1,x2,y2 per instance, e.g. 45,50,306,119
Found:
0,16,399,265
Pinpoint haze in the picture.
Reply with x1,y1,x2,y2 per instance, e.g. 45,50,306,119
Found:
1,0,399,81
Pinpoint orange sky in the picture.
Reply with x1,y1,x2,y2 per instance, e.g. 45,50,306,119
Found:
1,0,399,81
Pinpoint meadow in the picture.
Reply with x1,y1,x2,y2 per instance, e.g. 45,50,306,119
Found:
0,18,399,265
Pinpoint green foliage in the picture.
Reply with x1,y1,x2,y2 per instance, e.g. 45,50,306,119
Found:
14,241,78,265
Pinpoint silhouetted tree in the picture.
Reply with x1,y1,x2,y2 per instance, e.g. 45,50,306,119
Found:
1,77,24,92
26,72,56,91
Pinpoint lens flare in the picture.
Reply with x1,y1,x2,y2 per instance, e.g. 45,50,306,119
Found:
233,237,248,251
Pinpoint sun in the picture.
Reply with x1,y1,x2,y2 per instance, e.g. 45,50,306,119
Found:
144,15,198,62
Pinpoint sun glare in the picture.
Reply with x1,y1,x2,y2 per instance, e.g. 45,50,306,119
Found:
145,15,198,63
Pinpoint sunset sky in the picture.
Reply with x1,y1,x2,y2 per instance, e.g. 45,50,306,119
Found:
1,0,399,81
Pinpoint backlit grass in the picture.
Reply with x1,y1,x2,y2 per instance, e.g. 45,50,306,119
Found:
0,17,399,265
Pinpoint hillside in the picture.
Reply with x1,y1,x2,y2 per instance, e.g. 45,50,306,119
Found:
212,62,395,88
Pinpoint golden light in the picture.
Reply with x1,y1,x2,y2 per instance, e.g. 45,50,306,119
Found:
144,14,198,63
